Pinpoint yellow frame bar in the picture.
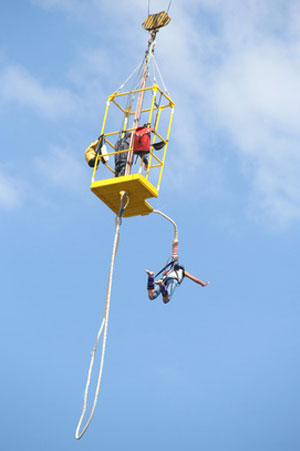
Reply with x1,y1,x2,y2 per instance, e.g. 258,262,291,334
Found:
157,107,174,190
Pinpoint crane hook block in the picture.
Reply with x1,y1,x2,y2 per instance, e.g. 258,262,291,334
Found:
142,11,171,31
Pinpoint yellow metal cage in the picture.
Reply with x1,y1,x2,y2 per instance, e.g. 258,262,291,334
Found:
90,83,174,217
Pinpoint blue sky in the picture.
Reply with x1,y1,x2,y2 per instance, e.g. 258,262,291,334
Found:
1,1,300,450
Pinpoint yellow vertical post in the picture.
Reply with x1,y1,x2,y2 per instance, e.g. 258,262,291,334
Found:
146,105,162,179
122,104,132,137
147,84,158,126
157,106,174,191
92,98,111,182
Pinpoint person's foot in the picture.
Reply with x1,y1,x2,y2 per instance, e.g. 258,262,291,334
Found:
155,279,164,285
145,269,154,277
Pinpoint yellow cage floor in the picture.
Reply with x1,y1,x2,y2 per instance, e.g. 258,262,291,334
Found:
90,173,158,217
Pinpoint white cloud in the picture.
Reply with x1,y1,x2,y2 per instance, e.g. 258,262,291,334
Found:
201,11,300,225
34,146,87,193
30,0,82,15
157,0,300,226
0,169,23,209
212,44,300,134
0,64,78,119
0,149,88,210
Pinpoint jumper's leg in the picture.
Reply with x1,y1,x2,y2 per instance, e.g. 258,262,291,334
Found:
155,279,169,304
145,270,156,300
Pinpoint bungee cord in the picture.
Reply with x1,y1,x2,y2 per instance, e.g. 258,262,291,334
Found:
153,209,178,259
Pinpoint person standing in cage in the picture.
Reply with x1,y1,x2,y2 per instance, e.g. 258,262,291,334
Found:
114,130,150,177
145,263,210,304
114,132,131,177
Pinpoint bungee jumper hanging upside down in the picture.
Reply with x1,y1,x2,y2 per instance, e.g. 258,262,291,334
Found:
145,262,210,304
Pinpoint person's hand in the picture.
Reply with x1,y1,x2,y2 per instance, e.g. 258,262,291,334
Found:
203,281,210,286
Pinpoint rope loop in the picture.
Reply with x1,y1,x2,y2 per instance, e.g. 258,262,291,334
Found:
118,191,130,219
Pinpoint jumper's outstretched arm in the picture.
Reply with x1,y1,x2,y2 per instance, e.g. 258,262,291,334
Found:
185,271,210,287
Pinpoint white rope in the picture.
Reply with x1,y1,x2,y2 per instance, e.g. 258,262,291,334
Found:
152,55,169,94
152,209,178,258
153,209,178,241
75,216,121,440
151,55,157,84
116,60,144,93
